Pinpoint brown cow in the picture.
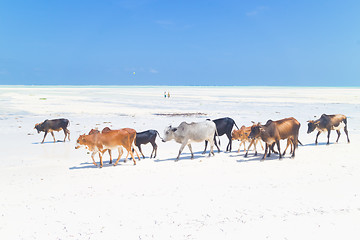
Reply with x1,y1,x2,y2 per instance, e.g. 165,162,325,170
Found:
75,128,138,167
232,125,264,156
248,117,301,161
88,127,115,164
307,114,350,145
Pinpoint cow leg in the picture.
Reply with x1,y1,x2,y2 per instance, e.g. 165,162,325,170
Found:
67,129,70,141
176,142,187,161
344,125,350,143
187,144,194,159
108,150,112,164
276,140,282,159
113,148,124,166
137,144,146,159
261,144,268,161
315,131,321,145
91,152,98,166
132,144,141,160
150,142,157,158
267,143,273,157
202,141,208,154
253,139,257,156
214,136,221,153
258,139,264,150
336,130,341,143
237,140,243,153
291,138,296,158
41,131,48,144
226,133,232,152
327,130,331,145
209,139,215,156
245,139,254,157
283,138,291,156
99,153,103,168
50,131,56,143
127,147,137,165
62,128,67,142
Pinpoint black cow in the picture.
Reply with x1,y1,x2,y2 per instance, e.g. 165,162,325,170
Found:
203,117,239,153
134,130,163,158
34,118,70,144
307,114,350,145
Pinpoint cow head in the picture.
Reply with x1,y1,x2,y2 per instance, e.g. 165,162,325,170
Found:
34,122,43,133
249,123,262,139
307,120,317,134
162,125,177,142
231,129,241,140
75,134,87,149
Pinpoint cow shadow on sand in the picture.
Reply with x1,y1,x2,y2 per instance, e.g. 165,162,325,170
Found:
227,151,293,163
154,151,210,162
69,161,136,170
32,140,66,145
302,142,334,147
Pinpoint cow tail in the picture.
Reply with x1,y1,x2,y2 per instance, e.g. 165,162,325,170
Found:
233,121,240,130
156,130,164,141
298,139,303,146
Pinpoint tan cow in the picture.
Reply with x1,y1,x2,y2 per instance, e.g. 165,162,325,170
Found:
232,125,264,157
75,128,138,167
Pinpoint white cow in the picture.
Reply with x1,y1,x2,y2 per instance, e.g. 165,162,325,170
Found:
162,120,217,161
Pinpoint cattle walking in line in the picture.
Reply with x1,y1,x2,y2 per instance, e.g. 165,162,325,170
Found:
75,128,138,168
249,117,301,161
163,120,217,161
307,114,350,145
232,125,264,157
203,117,239,153
134,130,163,159
34,118,70,144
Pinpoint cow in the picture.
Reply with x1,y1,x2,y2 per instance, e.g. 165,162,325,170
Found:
248,117,301,161
34,118,70,144
163,120,217,161
88,127,113,164
75,128,138,168
232,125,264,157
203,117,239,153
307,114,350,145
134,130,163,159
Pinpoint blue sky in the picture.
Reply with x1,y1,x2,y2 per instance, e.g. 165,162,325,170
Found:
0,0,359,86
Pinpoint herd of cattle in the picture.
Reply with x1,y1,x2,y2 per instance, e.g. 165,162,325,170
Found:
34,114,350,168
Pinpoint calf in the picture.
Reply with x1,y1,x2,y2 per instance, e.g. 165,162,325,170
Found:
163,120,217,161
134,130,163,159
307,114,350,145
34,118,70,143
249,117,301,160
75,128,138,168
232,125,264,157
203,117,239,153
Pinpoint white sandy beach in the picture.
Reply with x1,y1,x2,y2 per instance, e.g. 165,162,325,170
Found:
0,86,359,240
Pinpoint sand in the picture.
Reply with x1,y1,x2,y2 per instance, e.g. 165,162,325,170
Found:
0,86,359,239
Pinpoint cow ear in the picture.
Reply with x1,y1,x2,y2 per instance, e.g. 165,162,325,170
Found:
172,128,177,132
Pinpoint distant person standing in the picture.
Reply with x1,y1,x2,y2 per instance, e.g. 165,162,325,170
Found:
167,91,170,98
164,91,167,98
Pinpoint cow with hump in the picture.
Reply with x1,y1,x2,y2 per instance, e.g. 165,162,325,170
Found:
75,128,139,168
307,114,350,145
34,118,70,144
248,117,301,161
162,119,217,161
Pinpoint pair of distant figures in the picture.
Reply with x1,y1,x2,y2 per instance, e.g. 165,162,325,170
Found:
164,91,170,98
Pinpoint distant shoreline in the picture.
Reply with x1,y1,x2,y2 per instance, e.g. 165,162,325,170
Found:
1,85,359,89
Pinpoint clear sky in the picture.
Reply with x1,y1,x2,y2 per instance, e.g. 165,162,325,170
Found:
0,0,359,86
